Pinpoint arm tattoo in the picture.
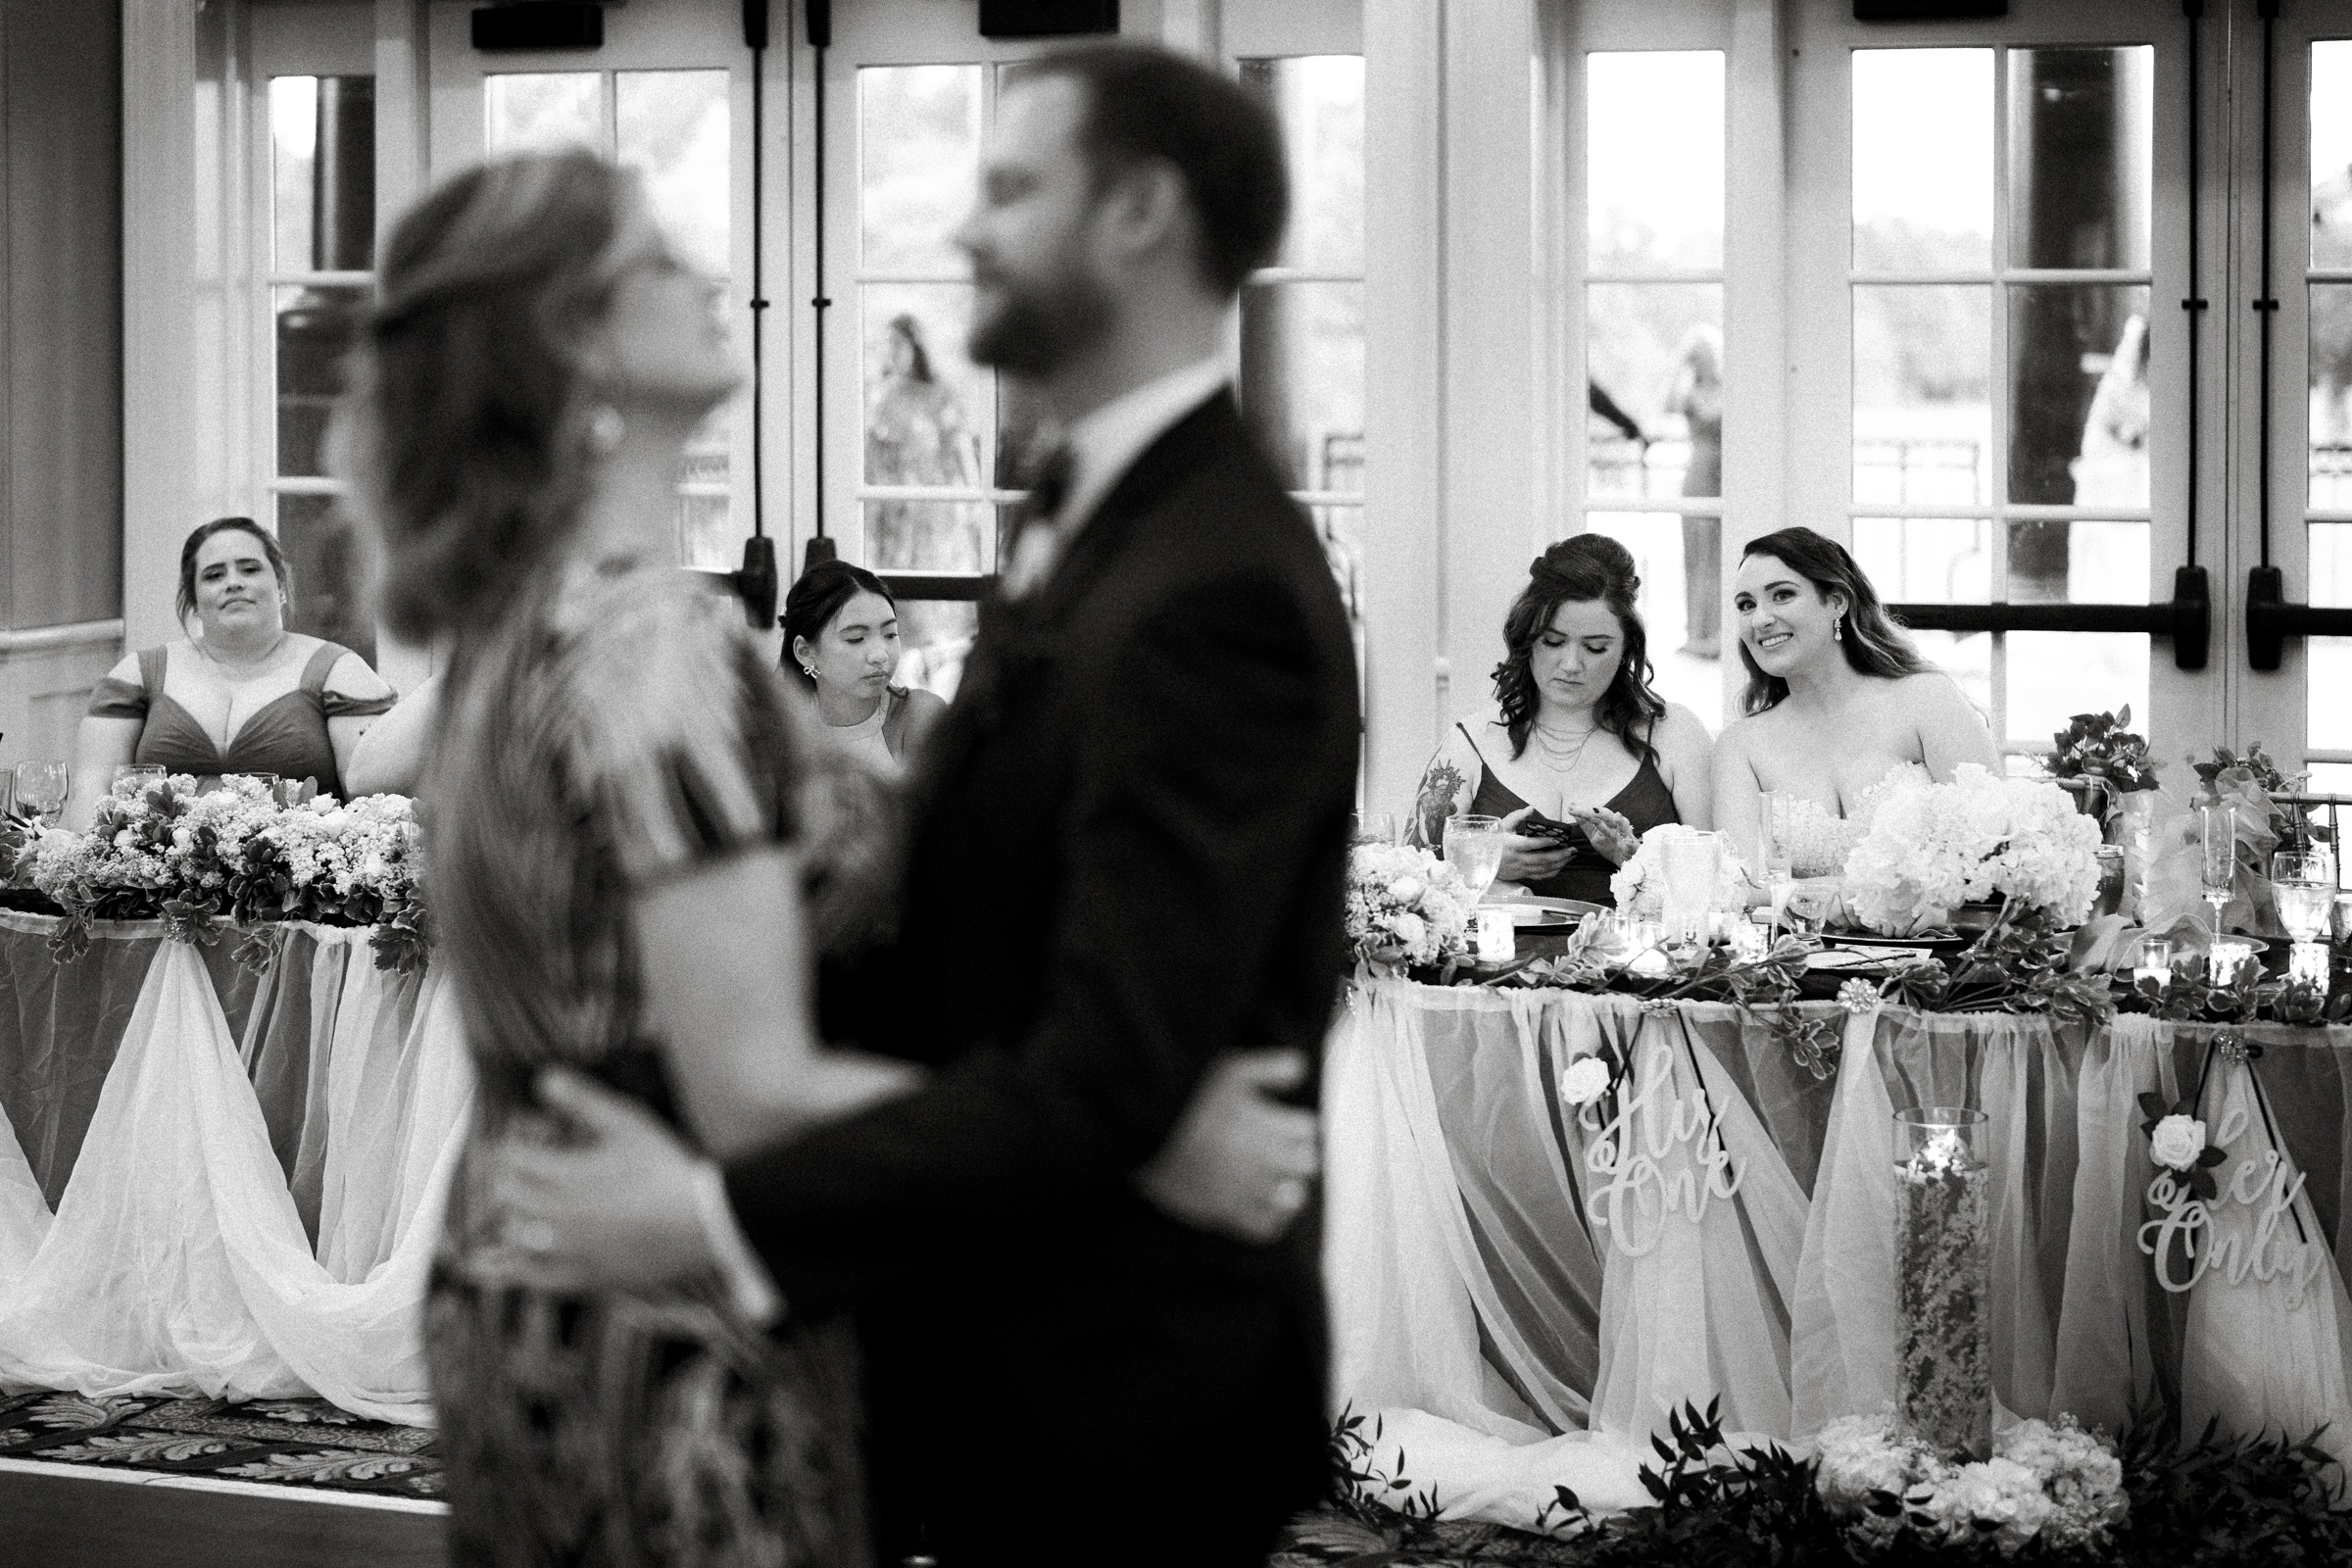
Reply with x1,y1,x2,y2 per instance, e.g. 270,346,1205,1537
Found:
1412,759,1469,848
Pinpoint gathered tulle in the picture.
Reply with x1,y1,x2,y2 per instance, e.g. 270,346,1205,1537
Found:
0,931,469,1424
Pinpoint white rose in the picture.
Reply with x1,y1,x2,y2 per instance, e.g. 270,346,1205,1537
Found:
2151,1113,2207,1171
1387,875,1425,904
1386,910,1426,948
1561,1056,1613,1106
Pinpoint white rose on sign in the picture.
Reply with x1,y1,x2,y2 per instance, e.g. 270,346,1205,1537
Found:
1560,1055,1614,1107
2150,1113,2208,1171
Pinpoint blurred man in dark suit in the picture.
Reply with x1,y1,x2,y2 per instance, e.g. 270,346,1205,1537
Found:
486,41,1359,1568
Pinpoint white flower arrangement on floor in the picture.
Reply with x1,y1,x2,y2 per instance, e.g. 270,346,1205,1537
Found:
1815,1411,2128,1557
1840,765,2103,937
1345,842,1478,970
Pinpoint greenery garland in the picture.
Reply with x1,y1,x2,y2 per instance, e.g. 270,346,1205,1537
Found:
1290,1400,2350,1567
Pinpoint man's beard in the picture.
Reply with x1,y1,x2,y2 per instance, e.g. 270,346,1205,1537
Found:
966,264,1113,376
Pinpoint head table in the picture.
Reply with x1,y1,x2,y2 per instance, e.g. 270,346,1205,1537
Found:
0,910,466,1427
1324,975,2352,1526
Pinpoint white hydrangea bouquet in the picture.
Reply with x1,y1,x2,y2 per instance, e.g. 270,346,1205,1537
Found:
1840,766,2103,937
1815,1411,2127,1557
1346,842,1479,972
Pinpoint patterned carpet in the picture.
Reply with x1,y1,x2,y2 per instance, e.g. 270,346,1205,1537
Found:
0,1390,442,1500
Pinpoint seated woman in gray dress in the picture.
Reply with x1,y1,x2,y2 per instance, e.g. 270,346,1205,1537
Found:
1408,534,1715,906
71,517,396,821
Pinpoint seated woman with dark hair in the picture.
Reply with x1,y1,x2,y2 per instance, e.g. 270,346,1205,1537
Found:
70,517,396,823
1408,534,1715,906
1712,525,2001,877
781,559,947,775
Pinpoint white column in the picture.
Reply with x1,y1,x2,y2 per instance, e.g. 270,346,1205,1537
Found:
1360,0,1446,814
1719,0,1788,717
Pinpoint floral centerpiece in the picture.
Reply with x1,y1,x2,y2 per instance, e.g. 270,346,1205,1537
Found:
12,773,429,973
2045,706,2160,802
1841,766,2103,938
1816,1410,2128,1557
1345,842,1478,974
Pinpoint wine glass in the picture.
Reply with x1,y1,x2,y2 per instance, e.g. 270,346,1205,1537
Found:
13,760,68,825
2197,802,2236,938
1445,812,1505,900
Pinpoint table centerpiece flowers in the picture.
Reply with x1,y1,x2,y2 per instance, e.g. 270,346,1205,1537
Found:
1841,766,2103,938
1345,842,1479,976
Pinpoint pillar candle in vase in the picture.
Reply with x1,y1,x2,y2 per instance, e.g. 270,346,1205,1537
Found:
1892,1105,1992,1460
1474,907,1515,964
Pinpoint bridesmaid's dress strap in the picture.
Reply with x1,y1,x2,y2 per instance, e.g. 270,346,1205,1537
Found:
299,642,349,693
1454,720,1493,770
139,646,167,700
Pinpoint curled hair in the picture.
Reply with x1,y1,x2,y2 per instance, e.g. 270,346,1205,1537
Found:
177,516,291,625
1493,535,1666,763
780,560,896,690
1012,42,1289,295
336,149,639,643
1737,526,1934,714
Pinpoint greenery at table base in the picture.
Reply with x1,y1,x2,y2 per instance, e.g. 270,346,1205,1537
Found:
1303,1400,2350,1566
0,775,429,974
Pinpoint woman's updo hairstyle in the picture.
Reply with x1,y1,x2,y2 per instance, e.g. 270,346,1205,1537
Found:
1493,534,1666,763
1736,525,1934,714
338,149,639,642
176,516,292,626
780,560,897,690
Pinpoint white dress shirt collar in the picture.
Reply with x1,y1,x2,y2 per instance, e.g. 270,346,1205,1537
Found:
1052,355,1233,538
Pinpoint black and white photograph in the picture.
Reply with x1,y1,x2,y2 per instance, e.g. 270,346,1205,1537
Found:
2,2,2352,1565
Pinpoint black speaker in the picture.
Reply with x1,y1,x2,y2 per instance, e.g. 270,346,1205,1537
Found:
1854,0,2005,17
979,0,1118,40
471,4,605,52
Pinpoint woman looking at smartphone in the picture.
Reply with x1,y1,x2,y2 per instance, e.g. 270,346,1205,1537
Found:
1405,536,1715,906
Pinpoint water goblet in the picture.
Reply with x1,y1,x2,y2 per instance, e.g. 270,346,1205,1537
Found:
113,762,166,791
2273,850,2334,943
1350,810,1398,848
1445,812,1505,901
13,760,68,826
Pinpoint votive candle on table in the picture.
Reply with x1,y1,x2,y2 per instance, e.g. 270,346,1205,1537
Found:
2209,939,2253,983
1474,907,1515,963
2132,936,2173,990
1728,920,1769,962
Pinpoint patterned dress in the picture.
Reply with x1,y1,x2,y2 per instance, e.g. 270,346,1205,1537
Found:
422,559,875,1568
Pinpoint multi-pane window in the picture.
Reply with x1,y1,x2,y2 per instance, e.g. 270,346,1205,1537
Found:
852,54,1366,701
854,63,1004,699
484,68,739,569
1578,50,1725,719
1842,45,2155,753
268,74,376,663
1239,56,1366,655
2305,39,2352,788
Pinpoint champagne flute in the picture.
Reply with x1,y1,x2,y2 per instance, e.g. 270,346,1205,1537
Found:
1761,791,1797,935
2197,801,2236,940
13,760,68,826
1445,812,1505,901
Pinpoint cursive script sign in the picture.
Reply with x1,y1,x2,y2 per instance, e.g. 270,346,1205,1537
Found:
2137,1103,2327,1307
1580,1037,1742,1256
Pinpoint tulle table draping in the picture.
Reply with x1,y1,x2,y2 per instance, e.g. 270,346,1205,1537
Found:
1325,978,2352,1528
0,912,470,1425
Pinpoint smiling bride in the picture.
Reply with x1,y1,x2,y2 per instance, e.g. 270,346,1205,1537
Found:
1712,526,2000,879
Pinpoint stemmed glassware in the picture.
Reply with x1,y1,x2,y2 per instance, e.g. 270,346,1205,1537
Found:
1760,792,1797,935
12,760,68,826
2197,802,2237,940
1445,812,1505,901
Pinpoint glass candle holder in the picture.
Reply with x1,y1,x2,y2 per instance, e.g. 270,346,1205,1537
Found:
2209,939,2255,985
1892,1105,1992,1461
2132,935,2173,991
1473,907,1515,964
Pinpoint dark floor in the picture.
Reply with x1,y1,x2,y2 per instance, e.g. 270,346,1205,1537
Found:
0,1464,449,1568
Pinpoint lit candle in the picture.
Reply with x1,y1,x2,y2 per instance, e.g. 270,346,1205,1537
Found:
2132,936,2172,990
1728,920,1769,962
2209,939,2253,984
1475,907,1515,964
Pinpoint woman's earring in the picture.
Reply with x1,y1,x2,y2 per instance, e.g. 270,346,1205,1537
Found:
1833,613,1844,642
585,404,625,458
799,662,818,680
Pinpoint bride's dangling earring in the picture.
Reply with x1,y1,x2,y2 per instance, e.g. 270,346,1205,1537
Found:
1833,612,1844,642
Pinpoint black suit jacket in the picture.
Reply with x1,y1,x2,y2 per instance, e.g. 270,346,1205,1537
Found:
724,391,1359,1564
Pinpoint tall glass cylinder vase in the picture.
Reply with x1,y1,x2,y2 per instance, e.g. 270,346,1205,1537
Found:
1892,1105,1992,1460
